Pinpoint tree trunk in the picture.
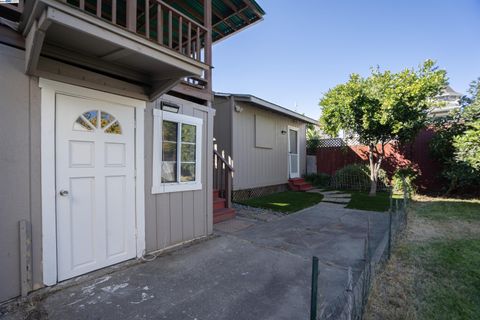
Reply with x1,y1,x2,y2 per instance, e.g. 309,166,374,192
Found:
368,144,377,196
368,143,384,197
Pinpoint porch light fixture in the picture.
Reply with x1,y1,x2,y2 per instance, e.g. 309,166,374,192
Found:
281,130,287,135
161,101,180,113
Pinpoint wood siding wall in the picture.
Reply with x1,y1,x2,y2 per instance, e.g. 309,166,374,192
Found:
231,101,307,191
0,44,42,302
144,95,214,253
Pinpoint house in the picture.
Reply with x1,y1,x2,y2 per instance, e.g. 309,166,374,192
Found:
430,85,462,117
213,93,317,202
0,0,264,303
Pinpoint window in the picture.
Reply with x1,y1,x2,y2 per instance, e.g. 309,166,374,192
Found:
73,110,122,134
152,109,203,193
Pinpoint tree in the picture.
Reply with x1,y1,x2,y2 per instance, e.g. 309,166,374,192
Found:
430,79,480,193
454,120,480,170
306,123,321,154
320,60,447,196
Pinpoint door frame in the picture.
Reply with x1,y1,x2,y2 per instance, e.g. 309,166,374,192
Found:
287,125,300,178
39,79,146,286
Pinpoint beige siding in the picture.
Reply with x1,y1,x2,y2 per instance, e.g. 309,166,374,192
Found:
232,102,307,191
212,96,232,156
0,44,42,302
144,95,214,252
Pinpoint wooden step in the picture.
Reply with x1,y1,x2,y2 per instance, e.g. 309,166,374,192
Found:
288,178,305,184
213,189,220,198
213,197,227,210
213,208,236,224
288,182,314,192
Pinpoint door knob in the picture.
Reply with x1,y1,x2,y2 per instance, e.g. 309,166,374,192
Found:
59,190,69,196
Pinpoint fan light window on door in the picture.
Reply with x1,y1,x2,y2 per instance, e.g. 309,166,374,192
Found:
74,110,122,134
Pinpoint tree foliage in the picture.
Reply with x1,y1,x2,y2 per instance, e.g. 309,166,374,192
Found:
430,79,480,193
306,123,321,154
320,60,447,195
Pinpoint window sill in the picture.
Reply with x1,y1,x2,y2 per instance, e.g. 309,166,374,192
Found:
151,182,202,194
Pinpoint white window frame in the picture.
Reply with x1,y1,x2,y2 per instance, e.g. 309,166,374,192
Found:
152,109,203,193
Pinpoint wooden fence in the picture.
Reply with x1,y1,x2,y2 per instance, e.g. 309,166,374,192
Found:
315,128,443,192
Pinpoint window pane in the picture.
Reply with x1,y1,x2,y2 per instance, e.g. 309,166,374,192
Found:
181,143,196,162
181,163,195,182
104,120,122,134
182,124,196,143
163,121,178,141
161,162,177,183
74,117,93,131
289,129,298,154
83,110,98,128
100,111,115,128
163,142,177,161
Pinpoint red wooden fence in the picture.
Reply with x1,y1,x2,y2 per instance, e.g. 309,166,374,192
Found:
315,128,443,191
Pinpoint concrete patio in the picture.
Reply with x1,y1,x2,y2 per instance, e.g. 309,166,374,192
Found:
1,202,389,320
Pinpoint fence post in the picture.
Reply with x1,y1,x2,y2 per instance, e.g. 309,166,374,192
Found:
388,202,392,260
310,256,319,320
402,176,408,208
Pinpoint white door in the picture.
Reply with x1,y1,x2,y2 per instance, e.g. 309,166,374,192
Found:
288,127,300,178
56,94,136,281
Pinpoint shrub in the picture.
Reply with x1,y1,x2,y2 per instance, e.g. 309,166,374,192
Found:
392,165,419,196
331,164,388,191
303,173,331,187
430,79,480,194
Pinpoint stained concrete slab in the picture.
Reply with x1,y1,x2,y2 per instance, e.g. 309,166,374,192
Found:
0,203,389,320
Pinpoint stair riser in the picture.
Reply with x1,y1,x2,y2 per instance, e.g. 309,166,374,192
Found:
213,212,236,224
213,200,226,210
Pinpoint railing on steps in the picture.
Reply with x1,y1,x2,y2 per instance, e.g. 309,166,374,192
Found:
213,143,234,209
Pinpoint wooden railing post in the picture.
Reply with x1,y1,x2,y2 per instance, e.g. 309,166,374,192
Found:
126,0,137,32
226,170,232,208
204,0,213,94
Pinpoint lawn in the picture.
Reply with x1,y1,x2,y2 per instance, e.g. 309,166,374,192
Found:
365,196,480,320
236,191,324,213
344,191,391,212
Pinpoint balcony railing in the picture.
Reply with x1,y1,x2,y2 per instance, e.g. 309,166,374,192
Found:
60,0,209,65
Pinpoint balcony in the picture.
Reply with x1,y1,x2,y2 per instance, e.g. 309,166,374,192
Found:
20,0,211,101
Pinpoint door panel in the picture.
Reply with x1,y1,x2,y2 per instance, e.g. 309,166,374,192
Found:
288,128,300,178
56,93,136,281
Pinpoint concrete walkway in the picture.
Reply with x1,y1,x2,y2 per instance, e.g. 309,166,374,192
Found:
1,203,389,320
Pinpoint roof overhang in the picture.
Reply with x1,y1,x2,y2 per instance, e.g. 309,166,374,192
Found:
216,93,318,125
21,0,209,101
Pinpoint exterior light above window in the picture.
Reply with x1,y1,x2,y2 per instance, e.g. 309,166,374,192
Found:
161,101,180,113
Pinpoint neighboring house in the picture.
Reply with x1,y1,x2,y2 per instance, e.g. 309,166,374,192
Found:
430,85,462,117
0,0,264,303
213,93,317,201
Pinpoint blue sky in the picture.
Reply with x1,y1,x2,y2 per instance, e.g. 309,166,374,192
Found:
212,0,480,120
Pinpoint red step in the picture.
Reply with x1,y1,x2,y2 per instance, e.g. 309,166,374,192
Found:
288,178,313,191
214,197,227,210
213,208,236,224
213,189,220,199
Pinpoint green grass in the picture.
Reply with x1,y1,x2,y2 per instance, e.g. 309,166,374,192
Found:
344,191,391,212
236,191,324,213
365,196,480,320
409,239,480,319
414,197,480,221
